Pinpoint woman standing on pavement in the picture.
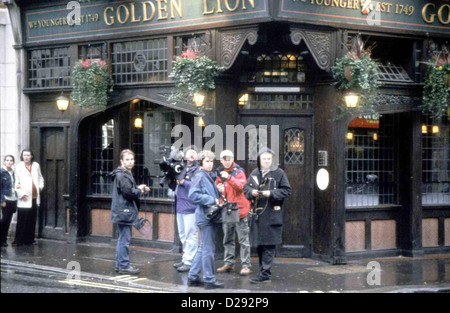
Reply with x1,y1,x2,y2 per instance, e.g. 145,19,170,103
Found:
187,150,224,290
13,149,44,246
1,155,18,247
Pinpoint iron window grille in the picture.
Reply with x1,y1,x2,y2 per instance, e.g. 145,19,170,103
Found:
240,53,308,84
377,63,414,83
28,47,71,89
132,100,175,199
284,128,305,165
345,114,398,207
90,119,115,195
112,39,168,85
422,112,450,205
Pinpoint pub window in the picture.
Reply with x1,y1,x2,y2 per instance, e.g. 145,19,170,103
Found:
240,53,307,84
132,100,176,199
28,47,71,89
174,34,207,56
284,128,304,165
422,112,450,205
90,119,115,195
345,115,398,207
79,43,107,60
238,93,313,110
112,38,168,85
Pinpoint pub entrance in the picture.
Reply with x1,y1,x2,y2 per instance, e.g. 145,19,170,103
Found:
240,113,313,257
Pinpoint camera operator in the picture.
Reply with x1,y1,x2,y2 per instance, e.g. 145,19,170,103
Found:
243,147,291,284
172,146,200,273
215,150,252,276
111,149,150,275
187,150,224,290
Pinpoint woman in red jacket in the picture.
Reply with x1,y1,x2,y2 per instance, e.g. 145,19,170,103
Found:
215,150,252,276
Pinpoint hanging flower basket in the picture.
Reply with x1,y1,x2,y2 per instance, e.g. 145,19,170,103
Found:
71,59,114,108
168,48,224,105
421,62,450,118
331,49,380,118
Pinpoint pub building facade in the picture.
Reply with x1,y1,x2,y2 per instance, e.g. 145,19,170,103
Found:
4,0,449,264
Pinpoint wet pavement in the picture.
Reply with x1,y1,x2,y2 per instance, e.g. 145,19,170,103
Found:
1,239,450,293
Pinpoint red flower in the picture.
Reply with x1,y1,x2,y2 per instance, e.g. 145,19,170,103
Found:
96,59,107,70
181,48,197,60
80,58,92,69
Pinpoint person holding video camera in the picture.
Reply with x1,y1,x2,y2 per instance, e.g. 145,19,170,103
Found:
244,147,291,284
172,146,200,273
187,150,224,290
111,149,150,275
215,150,252,276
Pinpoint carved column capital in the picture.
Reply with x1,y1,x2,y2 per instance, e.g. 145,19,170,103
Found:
219,28,258,70
290,28,333,71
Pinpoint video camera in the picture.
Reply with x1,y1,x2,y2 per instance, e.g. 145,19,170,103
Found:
159,146,185,187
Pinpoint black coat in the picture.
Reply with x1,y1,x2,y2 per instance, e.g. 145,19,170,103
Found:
244,167,291,247
110,166,141,225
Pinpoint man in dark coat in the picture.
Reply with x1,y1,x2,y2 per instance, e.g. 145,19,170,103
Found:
111,149,150,275
244,147,291,284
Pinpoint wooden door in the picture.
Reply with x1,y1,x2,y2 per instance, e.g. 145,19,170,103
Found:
240,114,312,257
40,127,67,239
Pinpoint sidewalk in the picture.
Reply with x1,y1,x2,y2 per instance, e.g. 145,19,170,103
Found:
1,239,450,293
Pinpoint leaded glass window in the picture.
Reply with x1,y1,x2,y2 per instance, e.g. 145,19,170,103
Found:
90,119,115,195
112,39,168,85
238,94,313,110
28,47,71,89
284,128,304,165
422,112,450,205
345,115,398,207
133,100,176,199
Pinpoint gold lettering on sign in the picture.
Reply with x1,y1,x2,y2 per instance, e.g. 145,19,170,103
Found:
104,6,114,25
225,0,240,11
422,3,435,24
171,0,183,18
117,5,130,24
143,1,156,22
157,0,169,20
242,0,255,10
130,3,141,23
438,4,450,25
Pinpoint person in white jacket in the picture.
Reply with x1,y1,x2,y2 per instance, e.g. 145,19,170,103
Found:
13,149,44,246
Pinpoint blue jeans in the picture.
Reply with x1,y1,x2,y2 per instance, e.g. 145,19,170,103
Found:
116,224,131,269
188,224,218,283
176,213,198,266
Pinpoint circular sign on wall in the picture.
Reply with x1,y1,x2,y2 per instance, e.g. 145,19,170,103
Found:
316,168,329,191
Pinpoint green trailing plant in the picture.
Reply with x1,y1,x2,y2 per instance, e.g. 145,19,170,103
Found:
421,63,450,118
168,49,224,105
71,58,114,108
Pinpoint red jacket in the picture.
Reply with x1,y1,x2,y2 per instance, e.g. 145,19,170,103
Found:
215,163,251,219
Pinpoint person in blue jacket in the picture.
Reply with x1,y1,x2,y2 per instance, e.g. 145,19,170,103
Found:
187,150,224,290
172,146,200,273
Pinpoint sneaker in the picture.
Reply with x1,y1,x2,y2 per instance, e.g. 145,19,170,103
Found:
217,264,234,273
118,266,141,275
204,281,224,290
177,264,191,272
250,276,271,284
187,278,204,287
239,266,251,276
173,261,184,269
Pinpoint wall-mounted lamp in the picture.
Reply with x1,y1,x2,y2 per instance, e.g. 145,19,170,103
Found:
346,132,353,140
56,93,70,112
134,115,143,128
193,93,205,107
238,93,249,106
344,92,360,108
198,116,205,127
422,125,428,134
432,125,439,134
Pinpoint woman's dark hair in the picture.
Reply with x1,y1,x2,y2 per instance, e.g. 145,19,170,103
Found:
20,149,34,163
3,155,15,162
